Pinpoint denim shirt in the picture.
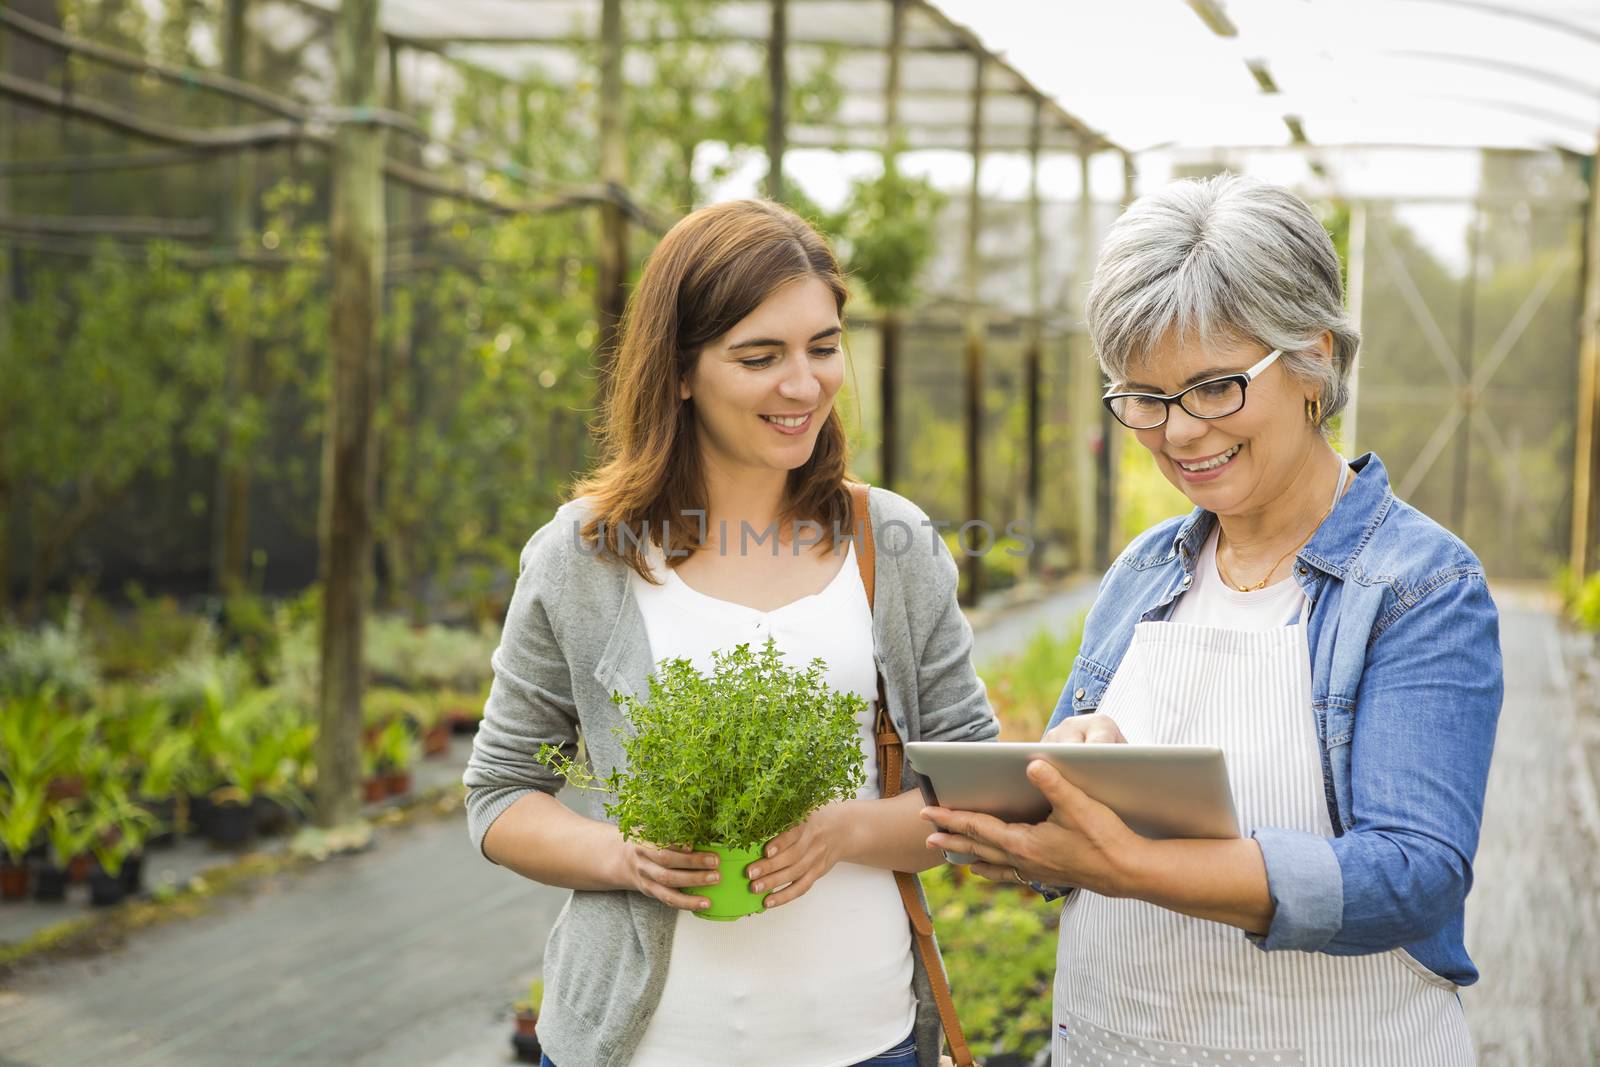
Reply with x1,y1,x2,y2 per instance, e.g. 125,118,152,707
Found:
1047,452,1502,987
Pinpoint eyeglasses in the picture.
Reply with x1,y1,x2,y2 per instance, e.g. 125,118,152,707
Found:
1102,349,1283,430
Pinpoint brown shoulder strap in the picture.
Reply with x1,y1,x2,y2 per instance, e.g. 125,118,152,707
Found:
848,483,976,1067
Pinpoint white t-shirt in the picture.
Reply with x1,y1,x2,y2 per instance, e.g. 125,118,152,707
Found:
626,541,917,1067
1167,526,1307,630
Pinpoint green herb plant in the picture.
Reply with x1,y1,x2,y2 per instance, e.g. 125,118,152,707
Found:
540,639,867,852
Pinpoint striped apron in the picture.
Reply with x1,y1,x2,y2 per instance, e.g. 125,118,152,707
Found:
1052,612,1475,1067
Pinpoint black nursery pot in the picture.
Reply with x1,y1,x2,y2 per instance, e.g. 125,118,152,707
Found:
253,795,296,836
510,1030,542,1064
120,851,145,895
88,862,128,907
206,799,259,847
187,792,216,837
141,796,178,848
31,860,69,902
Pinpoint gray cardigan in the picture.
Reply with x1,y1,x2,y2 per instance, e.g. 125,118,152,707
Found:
463,486,998,1067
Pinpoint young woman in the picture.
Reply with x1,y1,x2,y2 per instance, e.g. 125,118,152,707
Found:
463,198,996,1067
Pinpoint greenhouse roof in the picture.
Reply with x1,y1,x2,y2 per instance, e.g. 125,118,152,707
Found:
287,0,1120,154
937,0,1600,155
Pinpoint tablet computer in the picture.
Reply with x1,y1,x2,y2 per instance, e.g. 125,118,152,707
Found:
905,741,1240,864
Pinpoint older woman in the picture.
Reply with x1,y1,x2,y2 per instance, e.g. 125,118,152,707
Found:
923,175,1502,1066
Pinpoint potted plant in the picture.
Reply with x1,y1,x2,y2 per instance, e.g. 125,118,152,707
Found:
202,688,309,846
542,639,866,921
415,692,451,758
374,716,418,797
136,732,195,848
360,737,388,804
84,785,157,906
510,977,543,1063
0,689,81,899
33,800,96,902
0,778,46,902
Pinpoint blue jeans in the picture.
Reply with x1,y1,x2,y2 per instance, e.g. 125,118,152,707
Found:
540,1032,917,1067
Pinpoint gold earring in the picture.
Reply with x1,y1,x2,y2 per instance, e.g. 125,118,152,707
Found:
1306,396,1323,424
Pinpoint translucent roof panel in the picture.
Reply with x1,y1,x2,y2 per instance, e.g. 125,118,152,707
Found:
936,0,1600,153
292,0,1118,153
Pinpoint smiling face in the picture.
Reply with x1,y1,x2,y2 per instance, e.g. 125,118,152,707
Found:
1122,332,1326,518
679,275,844,477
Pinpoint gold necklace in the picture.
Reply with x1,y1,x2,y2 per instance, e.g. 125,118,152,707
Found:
1216,500,1334,593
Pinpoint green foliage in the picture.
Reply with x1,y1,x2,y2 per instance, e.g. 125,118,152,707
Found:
0,606,102,706
1,240,226,605
831,165,947,312
0,778,48,863
542,639,867,850
201,687,313,810
45,801,98,869
0,690,85,795
364,616,498,691
982,616,1086,741
84,587,206,681
372,716,420,775
83,777,159,877
921,865,1059,1056
1561,568,1600,632
1116,443,1193,549
514,976,545,1016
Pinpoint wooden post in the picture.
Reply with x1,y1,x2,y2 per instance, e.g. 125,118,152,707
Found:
1451,204,1482,533
765,0,786,201
878,0,905,490
1073,148,1097,571
596,0,628,374
0,14,11,611
1022,95,1043,577
211,0,253,596
1571,140,1600,578
961,54,985,606
317,0,386,829
1344,201,1367,456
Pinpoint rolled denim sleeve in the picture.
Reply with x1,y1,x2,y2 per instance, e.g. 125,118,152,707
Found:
1248,826,1344,950
1320,571,1501,952
1249,570,1500,957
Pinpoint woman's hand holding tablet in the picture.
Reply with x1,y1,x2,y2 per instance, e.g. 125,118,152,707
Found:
908,732,1240,891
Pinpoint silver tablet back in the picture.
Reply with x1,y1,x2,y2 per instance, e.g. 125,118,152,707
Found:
905,741,1240,840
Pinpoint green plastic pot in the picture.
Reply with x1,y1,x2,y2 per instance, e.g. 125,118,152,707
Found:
692,843,768,921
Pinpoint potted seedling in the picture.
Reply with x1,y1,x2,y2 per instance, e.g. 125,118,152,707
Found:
203,688,308,846
542,639,866,921
34,800,96,902
510,977,543,1063
415,693,451,758
375,716,418,797
84,785,157,906
0,779,46,902
360,734,388,804
137,732,195,848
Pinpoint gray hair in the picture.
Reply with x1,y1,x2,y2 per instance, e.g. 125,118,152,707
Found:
1085,174,1359,432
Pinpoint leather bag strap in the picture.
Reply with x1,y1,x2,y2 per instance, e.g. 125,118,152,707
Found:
849,482,976,1067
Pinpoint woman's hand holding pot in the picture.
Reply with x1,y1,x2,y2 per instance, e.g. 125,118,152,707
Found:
746,802,850,909
618,841,723,912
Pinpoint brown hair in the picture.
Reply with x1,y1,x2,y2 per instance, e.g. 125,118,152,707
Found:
571,199,856,581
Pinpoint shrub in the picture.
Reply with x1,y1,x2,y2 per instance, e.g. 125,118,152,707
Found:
0,605,101,706
542,639,867,851
982,615,1086,741
1565,570,1600,632
86,586,205,680
921,864,1058,1057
